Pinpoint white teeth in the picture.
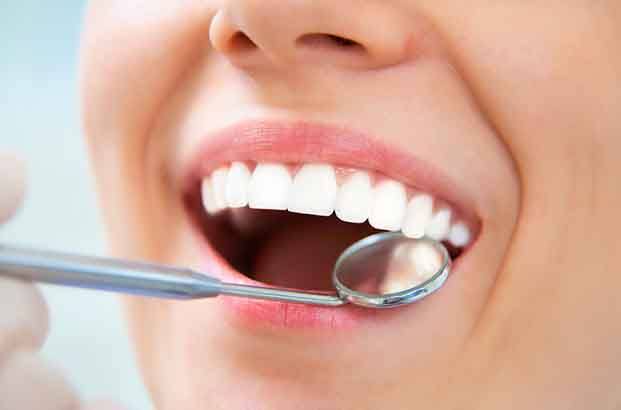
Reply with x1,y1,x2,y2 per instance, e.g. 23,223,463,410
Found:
369,180,407,231
335,172,372,223
425,208,452,240
200,178,220,215
200,162,473,248
288,163,337,216
225,162,251,208
449,222,471,247
248,163,292,210
211,167,229,210
402,194,433,239
287,163,337,216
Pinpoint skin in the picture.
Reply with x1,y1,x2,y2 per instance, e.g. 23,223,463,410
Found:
79,1,621,409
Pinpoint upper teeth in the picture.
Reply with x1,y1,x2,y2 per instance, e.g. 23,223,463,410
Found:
225,162,251,207
247,163,292,210
368,179,407,231
335,171,372,223
201,161,473,248
288,163,337,216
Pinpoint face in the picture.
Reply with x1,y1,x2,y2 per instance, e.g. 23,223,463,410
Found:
81,1,621,409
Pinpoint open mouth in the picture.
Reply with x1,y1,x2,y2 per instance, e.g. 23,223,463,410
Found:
183,121,479,304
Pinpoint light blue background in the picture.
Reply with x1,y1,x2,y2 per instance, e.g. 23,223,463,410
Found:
1,2,151,409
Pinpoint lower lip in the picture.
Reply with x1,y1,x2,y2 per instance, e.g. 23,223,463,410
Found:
195,234,379,331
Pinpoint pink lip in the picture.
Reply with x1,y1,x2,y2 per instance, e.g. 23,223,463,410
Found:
183,119,478,332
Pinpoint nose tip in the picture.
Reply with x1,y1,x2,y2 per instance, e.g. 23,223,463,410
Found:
209,1,414,70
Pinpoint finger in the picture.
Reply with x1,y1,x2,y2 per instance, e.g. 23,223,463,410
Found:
0,278,49,361
0,152,27,224
0,351,81,410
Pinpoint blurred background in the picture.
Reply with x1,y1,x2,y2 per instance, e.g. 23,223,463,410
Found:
0,2,151,409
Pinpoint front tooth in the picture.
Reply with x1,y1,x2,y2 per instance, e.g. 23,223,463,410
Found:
335,171,372,223
425,208,451,240
248,163,292,210
288,163,337,216
201,177,220,214
211,166,229,210
225,162,251,208
369,180,407,231
402,194,433,238
449,222,471,247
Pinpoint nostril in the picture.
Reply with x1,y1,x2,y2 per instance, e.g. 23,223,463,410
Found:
229,31,257,52
325,34,359,48
296,33,366,54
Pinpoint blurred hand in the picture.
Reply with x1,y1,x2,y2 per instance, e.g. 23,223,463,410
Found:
0,153,124,410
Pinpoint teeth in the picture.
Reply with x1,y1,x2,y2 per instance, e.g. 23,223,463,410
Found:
449,222,471,247
211,167,229,210
401,194,433,239
425,208,452,240
335,171,372,223
200,161,474,248
200,178,220,215
225,162,251,207
248,163,292,210
369,180,407,231
288,163,337,216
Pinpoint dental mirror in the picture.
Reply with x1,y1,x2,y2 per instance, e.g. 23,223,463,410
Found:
332,232,451,308
0,232,451,309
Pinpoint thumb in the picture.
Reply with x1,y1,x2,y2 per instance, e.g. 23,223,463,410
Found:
0,152,27,224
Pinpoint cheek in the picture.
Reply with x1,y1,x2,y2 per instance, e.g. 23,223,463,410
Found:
80,1,217,257
420,2,621,249
80,1,215,154
432,3,621,164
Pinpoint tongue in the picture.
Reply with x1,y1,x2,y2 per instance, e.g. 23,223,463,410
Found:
251,215,375,291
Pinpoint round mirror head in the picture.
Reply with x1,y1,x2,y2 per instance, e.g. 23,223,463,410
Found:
332,232,451,308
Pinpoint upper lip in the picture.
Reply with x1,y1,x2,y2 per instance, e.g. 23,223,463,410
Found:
182,119,480,330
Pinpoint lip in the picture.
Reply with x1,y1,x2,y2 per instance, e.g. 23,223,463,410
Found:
182,119,480,331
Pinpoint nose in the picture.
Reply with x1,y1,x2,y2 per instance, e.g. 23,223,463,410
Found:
209,0,415,70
